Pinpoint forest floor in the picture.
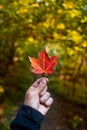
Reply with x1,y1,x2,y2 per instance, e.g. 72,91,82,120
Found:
41,91,87,130
1,90,87,130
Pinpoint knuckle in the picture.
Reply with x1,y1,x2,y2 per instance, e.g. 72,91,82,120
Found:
25,90,33,97
46,92,50,97
25,91,30,98
40,92,43,97
50,97,53,102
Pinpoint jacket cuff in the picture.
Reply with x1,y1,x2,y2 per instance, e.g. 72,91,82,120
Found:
21,104,44,125
11,104,44,130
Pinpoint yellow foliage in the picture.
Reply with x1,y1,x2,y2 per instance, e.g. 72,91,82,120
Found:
53,32,66,40
69,12,76,18
72,35,82,43
77,27,82,32
43,22,50,28
30,3,39,8
74,46,80,51
50,18,55,28
51,0,56,2
43,15,55,28
28,37,34,42
20,8,28,14
57,23,65,30
82,41,87,47
0,86,4,93
81,16,87,23
19,0,29,5
63,2,74,9
69,30,82,42
53,33,59,39
57,9,63,14
67,48,74,56
69,10,81,18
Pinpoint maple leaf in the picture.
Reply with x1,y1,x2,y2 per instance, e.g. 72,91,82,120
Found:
29,49,57,74
29,49,58,74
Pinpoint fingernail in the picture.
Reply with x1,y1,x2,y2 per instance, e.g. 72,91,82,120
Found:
40,79,46,85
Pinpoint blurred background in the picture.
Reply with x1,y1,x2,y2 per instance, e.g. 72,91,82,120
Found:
0,0,87,130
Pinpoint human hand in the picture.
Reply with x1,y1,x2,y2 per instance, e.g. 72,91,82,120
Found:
24,77,53,115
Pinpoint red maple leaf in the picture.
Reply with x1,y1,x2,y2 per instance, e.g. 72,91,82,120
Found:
29,49,58,74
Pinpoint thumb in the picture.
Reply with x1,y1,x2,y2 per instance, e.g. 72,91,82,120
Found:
36,78,47,93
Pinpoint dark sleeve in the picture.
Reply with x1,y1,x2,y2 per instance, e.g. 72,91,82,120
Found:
10,105,44,130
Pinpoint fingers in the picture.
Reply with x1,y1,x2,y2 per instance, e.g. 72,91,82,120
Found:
31,77,48,88
40,85,47,96
40,92,50,103
40,91,53,107
44,97,53,107
27,77,48,93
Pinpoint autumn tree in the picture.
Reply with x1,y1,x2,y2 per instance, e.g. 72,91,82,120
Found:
0,0,87,102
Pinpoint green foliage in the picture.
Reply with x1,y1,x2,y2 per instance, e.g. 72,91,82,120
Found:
71,115,83,129
0,0,87,101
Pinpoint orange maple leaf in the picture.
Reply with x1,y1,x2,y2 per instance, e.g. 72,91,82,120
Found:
29,49,58,74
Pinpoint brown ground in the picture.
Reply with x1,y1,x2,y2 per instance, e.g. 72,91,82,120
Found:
41,91,87,130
